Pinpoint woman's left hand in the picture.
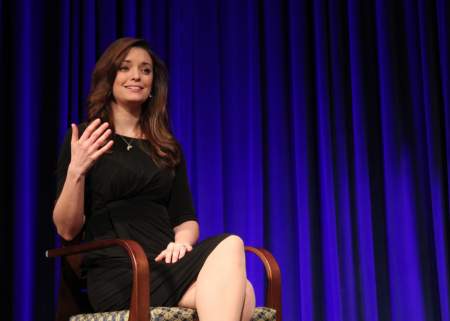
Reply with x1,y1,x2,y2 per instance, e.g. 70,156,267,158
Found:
155,242,193,263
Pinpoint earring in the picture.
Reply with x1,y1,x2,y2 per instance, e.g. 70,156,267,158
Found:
149,94,152,98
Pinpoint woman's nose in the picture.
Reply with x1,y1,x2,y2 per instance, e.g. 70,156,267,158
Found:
130,68,140,80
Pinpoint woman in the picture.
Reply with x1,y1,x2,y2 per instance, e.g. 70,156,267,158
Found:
53,38,255,321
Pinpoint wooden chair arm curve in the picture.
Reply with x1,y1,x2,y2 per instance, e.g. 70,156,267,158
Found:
47,239,150,321
245,246,282,321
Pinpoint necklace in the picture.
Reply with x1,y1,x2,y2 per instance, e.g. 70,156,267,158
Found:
118,134,136,151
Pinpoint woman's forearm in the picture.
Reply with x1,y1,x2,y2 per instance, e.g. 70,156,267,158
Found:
173,221,200,246
52,165,86,241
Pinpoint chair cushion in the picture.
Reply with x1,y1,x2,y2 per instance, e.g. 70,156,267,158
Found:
69,306,276,321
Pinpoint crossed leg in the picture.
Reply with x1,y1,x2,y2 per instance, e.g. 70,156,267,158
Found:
178,235,256,321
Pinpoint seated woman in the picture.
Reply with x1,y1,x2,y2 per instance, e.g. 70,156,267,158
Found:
53,38,255,321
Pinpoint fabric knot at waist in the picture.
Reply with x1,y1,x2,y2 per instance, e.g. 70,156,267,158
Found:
104,195,172,241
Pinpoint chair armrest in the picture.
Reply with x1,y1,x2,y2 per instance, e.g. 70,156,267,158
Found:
245,246,282,321
47,239,150,321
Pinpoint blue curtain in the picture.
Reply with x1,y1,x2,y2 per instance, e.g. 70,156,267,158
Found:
1,0,449,320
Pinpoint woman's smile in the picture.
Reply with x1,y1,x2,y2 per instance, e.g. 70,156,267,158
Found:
124,85,144,92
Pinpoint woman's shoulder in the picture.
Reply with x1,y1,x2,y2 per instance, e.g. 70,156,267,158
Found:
176,142,187,166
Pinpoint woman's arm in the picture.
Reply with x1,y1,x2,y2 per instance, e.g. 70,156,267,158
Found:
53,166,87,241
155,220,200,263
157,144,198,263
174,220,200,245
53,120,113,241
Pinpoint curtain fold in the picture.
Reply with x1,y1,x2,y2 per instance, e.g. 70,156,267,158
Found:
347,1,379,319
436,1,450,320
289,1,315,319
1,1,449,320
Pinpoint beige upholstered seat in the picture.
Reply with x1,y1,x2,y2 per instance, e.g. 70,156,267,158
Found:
69,306,276,321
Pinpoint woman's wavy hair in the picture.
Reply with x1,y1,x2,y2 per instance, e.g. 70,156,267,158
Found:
84,38,180,177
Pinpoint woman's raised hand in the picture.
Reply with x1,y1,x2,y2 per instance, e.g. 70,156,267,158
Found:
155,242,193,264
69,119,114,176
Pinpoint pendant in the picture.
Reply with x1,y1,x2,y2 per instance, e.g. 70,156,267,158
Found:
127,145,132,151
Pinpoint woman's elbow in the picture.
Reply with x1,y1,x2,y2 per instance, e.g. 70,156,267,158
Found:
56,228,77,241
53,216,82,242
58,232,74,242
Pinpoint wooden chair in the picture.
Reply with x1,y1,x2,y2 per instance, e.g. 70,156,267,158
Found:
46,231,282,321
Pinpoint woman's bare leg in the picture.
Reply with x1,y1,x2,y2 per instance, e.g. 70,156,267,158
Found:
178,236,256,321
241,281,256,320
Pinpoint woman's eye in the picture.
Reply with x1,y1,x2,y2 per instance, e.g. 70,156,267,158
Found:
142,68,151,74
119,66,129,71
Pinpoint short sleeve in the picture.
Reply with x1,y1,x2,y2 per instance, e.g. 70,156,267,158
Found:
167,146,197,228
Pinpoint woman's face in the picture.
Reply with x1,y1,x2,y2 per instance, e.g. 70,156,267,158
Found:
113,47,153,107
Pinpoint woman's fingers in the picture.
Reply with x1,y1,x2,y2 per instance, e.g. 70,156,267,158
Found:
72,119,109,149
155,242,191,263
155,250,167,262
91,128,112,153
95,128,112,146
87,122,110,147
171,244,182,263
92,139,114,160
166,243,175,263
178,245,188,259
71,124,79,143
79,118,101,143
75,120,112,153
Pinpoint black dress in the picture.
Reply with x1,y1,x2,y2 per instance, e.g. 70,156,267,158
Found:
56,126,231,312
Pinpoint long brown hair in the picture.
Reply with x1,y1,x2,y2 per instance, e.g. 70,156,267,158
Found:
85,38,180,177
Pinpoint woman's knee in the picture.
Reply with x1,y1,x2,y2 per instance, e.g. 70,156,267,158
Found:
207,235,245,265
220,235,245,252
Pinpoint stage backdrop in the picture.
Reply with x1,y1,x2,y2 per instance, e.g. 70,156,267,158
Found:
1,0,449,320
